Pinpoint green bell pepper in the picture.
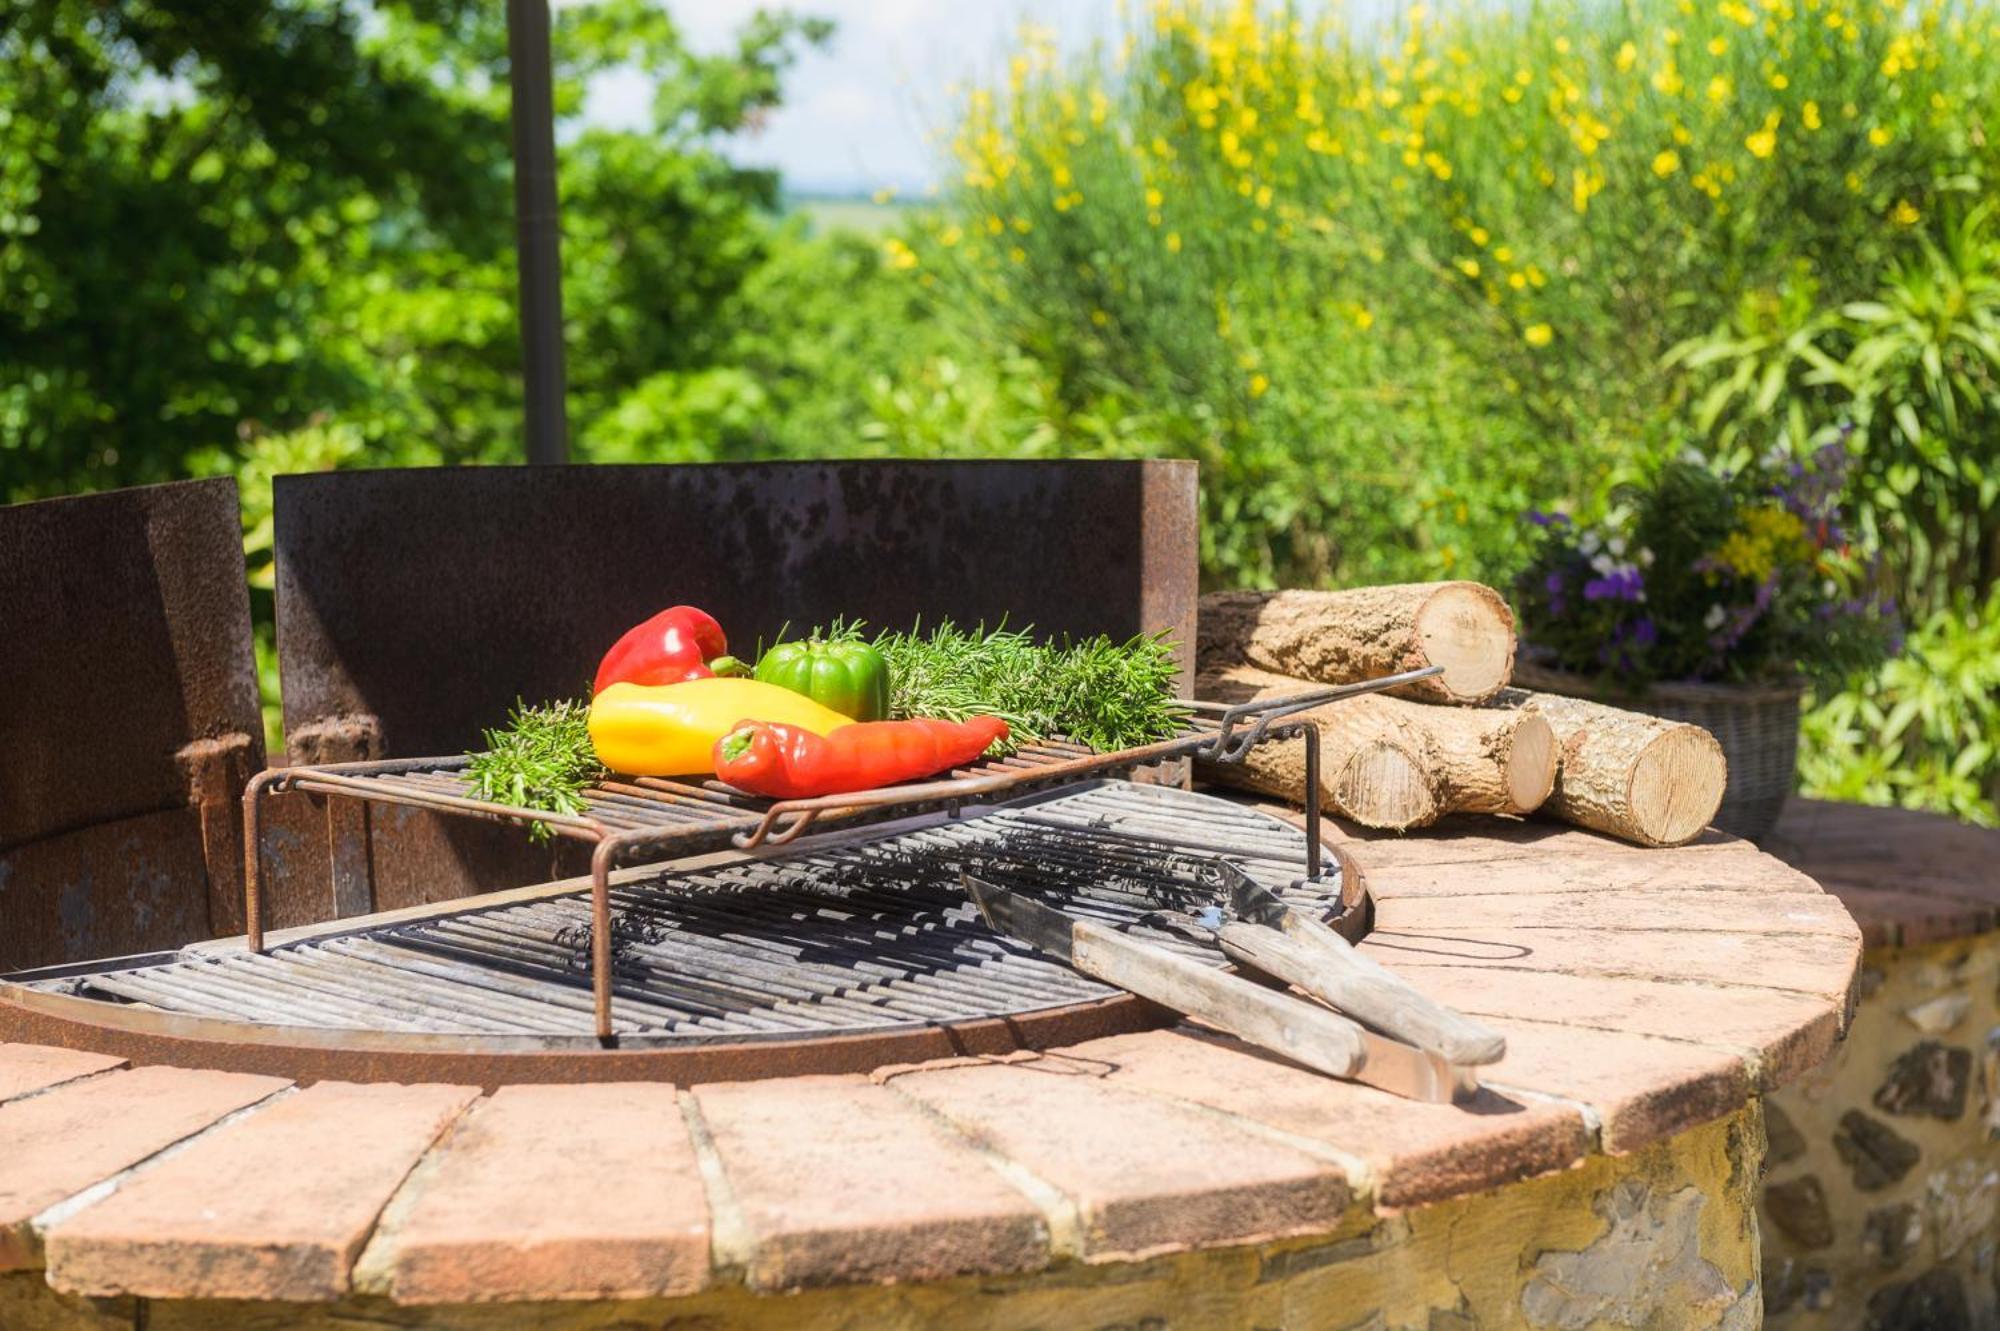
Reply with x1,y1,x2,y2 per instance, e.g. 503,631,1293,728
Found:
753,638,892,722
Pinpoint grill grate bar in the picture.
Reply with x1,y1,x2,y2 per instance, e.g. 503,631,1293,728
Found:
30,783,1340,1041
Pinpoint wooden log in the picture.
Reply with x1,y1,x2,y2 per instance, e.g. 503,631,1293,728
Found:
1196,667,1557,831
1199,583,1517,705
1493,689,1726,848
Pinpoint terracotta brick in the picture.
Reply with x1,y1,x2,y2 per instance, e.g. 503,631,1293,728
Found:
1356,847,1820,901
1056,1028,1587,1210
1359,925,1860,1001
0,1066,288,1270
1335,819,1749,869
46,1080,476,1301
1809,883,1994,948
0,1045,125,1105
1374,888,1858,938
889,1058,1352,1259
357,1083,709,1304
693,1075,1048,1290
1395,966,1842,1091
1474,1021,1751,1155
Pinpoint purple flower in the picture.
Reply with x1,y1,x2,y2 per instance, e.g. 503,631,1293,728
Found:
1630,616,1658,648
1526,509,1571,528
1582,567,1645,603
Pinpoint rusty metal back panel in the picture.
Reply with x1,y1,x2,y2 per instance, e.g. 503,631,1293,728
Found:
0,477,263,967
274,461,1198,758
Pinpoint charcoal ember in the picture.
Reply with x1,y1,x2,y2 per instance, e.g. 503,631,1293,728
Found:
1835,1111,1923,1190
1875,1041,1973,1120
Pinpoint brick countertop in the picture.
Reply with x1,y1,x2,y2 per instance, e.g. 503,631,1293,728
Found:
0,812,1863,1307
1762,797,2000,948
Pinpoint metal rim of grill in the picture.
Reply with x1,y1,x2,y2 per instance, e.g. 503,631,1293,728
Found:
0,782,1362,1084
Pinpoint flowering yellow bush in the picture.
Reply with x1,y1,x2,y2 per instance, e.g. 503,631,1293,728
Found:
903,0,1997,587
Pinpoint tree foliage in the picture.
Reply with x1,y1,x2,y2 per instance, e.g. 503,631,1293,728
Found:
0,0,829,499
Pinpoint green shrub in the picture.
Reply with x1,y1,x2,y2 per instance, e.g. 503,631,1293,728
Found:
1801,587,2000,824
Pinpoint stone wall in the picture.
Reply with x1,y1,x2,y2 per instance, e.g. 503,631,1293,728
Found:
0,1103,1763,1331
1764,934,2000,1328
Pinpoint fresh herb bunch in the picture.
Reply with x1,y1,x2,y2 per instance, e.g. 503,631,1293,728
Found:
867,620,1188,753
464,698,604,840
1513,433,1902,689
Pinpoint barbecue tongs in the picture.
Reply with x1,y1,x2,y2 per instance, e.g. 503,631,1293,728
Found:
962,863,1505,1104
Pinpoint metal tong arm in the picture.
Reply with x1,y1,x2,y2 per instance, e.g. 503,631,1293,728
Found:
965,876,1466,1104
1218,864,1505,1066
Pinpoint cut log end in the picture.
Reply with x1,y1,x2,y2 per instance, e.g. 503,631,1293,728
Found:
1627,726,1730,847
1413,583,1518,704
1504,712,1559,814
1334,742,1438,831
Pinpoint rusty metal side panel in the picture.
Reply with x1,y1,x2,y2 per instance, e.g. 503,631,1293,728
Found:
0,478,264,962
274,461,1201,759
0,809,215,973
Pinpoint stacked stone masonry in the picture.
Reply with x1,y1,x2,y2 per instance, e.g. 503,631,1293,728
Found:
0,801,1866,1328
1761,800,2000,1330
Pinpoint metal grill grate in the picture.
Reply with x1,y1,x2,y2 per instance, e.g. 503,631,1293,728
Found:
26,783,1336,1042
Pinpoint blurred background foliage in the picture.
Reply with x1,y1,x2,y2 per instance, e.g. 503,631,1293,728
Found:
1,0,1995,820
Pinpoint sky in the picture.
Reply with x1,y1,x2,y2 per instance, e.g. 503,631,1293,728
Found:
584,1,1129,196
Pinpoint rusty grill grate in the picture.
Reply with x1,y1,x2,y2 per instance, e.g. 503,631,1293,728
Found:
23,783,1336,1041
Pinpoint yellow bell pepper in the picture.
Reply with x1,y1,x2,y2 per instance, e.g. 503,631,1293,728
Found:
587,678,853,776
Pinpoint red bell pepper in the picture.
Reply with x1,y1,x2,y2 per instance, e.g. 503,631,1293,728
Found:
593,606,730,694
713,716,1010,799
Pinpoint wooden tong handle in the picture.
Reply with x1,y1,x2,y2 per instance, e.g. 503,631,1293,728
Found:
1215,914,1506,1066
1069,921,1364,1079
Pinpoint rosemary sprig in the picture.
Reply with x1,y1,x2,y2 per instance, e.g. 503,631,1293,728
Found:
463,698,603,840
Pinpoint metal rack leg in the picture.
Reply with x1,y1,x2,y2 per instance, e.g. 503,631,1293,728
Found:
1302,723,1323,883
590,837,619,1044
241,771,284,953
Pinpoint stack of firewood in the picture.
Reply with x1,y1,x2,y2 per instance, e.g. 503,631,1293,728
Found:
1196,583,1728,848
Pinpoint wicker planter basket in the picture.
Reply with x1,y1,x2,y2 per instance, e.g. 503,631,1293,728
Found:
1514,661,1804,842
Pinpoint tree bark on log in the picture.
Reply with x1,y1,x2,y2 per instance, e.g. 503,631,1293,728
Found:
1198,583,1517,705
1493,689,1727,848
1197,667,1557,830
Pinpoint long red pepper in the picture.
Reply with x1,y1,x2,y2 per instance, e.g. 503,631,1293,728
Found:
713,716,1010,799
593,605,729,694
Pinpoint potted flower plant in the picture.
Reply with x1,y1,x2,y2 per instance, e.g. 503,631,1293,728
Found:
1513,433,1901,840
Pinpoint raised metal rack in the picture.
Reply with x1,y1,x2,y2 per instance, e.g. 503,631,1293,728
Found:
243,666,1442,1039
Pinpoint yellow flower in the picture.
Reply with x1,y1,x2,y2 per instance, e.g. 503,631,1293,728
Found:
1891,199,1921,224
1091,309,1110,326
1508,271,1528,289
882,238,919,270
1769,72,1789,90
1802,101,1822,130
1456,257,1481,277
1166,231,1182,253
1249,373,1271,398
1706,75,1732,103
1145,187,1164,208
1353,306,1375,330
1745,127,1777,158
1524,323,1555,347
938,225,963,247
1615,40,1638,70
1653,149,1682,176
1653,63,1685,95
1707,36,1728,54
1470,226,1491,246
1868,125,1892,146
